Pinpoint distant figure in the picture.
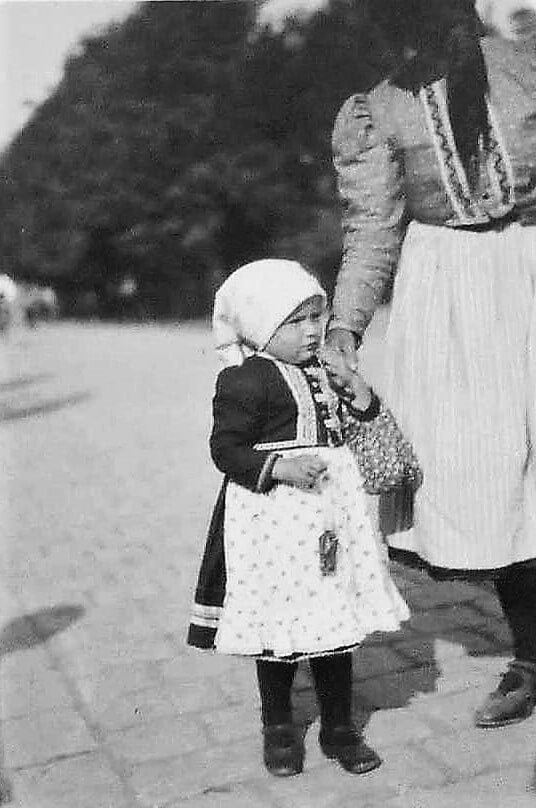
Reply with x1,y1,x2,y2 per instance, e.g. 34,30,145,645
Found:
187,259,408,777
22,286,58,327
327,0,536,729
0,276,18,334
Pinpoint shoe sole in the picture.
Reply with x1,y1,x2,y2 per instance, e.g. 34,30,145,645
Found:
265,763,303,777
320,745,382,774
475,713,534,729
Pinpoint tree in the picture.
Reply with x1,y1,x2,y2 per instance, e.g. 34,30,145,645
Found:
0,0,388,317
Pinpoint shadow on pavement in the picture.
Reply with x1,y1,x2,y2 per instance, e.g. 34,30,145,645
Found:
293,556,510,734
0,391,92,423
0,603,85,804
0,374,54,393
0,603,85,656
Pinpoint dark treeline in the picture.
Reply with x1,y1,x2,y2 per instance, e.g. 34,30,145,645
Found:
0,0,391,318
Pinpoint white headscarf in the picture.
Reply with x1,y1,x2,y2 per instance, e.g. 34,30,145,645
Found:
212,259,326,366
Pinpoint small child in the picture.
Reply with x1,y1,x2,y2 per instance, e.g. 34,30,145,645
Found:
187,259,408,777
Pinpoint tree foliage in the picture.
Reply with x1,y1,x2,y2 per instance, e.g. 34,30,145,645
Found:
0,0,388,317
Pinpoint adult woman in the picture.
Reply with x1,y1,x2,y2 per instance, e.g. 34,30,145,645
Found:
327,0,536,728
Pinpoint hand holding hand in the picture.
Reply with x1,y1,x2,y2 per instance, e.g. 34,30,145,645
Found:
320,345,371,411
272,454,328,489
320,345,355,394
325,328,360,373
347,372,372,410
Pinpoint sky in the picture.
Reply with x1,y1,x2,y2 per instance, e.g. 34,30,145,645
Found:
0,1,139,150
2,0,536,152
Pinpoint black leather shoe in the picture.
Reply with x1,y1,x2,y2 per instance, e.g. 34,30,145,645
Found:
319,724,382,774
475,660,536,728
263,723,304,777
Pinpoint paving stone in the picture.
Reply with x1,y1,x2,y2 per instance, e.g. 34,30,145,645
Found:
167,678,229,716
85,685,182,733
366,707,436,747
393,638,442,671
400,581,481,612
211,664,260,708
202,704,261,746
353,646,412,680
261,761,397,808
408,687,484,733
421,719,536,780
470,592,505,618
1,650,73,720
382,766,536,808
156,651,238,687
165,782,277,808
106,715,207,765
127,740,263,805
408,606,490,636
357,668,440,711
361,740,448,794
73,658,165,707
10,752,131,808
445,630,509,656
4,708,96,769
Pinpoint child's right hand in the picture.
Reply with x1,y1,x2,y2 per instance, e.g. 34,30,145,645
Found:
271,454,328,489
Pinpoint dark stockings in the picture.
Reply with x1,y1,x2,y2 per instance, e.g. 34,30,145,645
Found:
495,561,536,664
256,660,297,727
256,653,353,728
310,653,353,728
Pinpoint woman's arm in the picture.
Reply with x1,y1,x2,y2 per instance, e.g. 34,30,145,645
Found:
330,92,407,341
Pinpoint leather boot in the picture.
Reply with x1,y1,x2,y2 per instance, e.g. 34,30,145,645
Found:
319,724,382,774
263,723,304,777
474,660,536,728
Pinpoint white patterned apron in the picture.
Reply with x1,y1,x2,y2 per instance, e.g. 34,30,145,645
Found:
215,443,409,659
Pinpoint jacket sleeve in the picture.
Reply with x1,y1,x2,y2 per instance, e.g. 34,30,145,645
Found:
210,366,279,493
330,92,407,338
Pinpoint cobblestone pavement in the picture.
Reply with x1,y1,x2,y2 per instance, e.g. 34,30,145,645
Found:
1,316,536,808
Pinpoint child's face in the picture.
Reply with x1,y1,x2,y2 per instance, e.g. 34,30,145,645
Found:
264,296,326,365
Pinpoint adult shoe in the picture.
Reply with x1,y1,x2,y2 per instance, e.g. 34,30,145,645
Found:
474,659,536,728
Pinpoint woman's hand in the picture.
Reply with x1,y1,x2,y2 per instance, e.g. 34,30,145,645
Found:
325,328,360,373
271,454,328,489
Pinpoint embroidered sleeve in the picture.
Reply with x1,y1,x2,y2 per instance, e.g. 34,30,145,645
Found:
210,367,276,493
331,93,407,337
339,391,381,423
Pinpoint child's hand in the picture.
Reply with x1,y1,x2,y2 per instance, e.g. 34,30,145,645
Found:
347,372,372,411
320,346,354,393
271,454,328,489
321,347,372,410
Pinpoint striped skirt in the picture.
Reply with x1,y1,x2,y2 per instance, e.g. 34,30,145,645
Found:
381,221,536,569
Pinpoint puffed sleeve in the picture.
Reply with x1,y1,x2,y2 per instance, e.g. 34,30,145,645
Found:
210,366,279,493
331,93,407,338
